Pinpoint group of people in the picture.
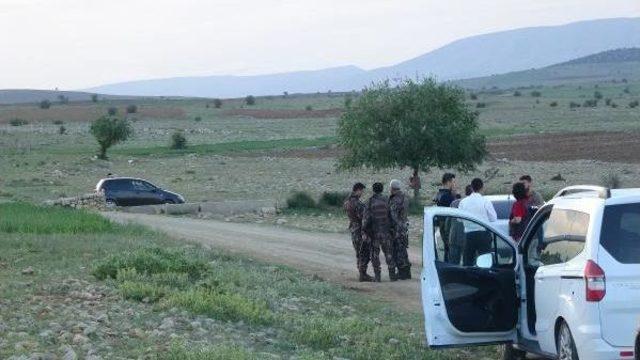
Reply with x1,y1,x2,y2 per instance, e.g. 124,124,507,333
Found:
344,180,412,282
434,172,544,241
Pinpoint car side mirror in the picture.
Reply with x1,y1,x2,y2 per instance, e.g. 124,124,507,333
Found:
476,253,494,269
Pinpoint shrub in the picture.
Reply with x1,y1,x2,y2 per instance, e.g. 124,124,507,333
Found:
344,96,353,108
52,119,64,125
605,98,612,106
469,93,478,100
624,87,631,94
530,91,542,97
39,100,51,109
119,280,167,302
107,107,118,116
569,101,581,109
629,100,639,108
213,98,222,108
318,191,349,209
57,95,69,104
171,131,187,149
126,104,138,114
549,101,558,107
611,102,618,108
90,116,133,159
476,102,486,108
58,125,66,135
9,118,28,126
286,192,316,209
91,94,98,103
583,99,598,107
513,90,522,97
194,116,202,122
245,95,256,106
305,105,313,111
594,91,603,100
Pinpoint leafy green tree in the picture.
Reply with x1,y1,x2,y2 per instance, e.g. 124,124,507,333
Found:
213,98,223,108
170,130,187,149
39,100,51,109
90,116,133,159
107,107,118,116
338,78,486,198
245,95,256,106
126,104,138,114
91,94,99,103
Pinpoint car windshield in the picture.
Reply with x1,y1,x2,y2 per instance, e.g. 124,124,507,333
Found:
491,199,514,220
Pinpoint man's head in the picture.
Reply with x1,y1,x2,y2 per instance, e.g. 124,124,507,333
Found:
519,175,533,191
389,179,402,193
464,184,473,197
352,182,366,197
512,182,528,201
471,178,484,193
442,173,456,190
372,182,384,194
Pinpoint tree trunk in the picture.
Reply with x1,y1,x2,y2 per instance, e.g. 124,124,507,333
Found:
98,145,108,160
411,167,421,199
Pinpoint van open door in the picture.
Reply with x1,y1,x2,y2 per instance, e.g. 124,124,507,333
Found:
422,207,519,347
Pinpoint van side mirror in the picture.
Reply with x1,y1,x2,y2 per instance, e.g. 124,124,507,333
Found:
476,253,494,269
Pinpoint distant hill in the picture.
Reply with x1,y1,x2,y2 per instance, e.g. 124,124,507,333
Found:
82,17,640,98
0,89,140,105
456,48,640,89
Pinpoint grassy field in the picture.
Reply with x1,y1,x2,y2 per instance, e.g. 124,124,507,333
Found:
0,202,498,359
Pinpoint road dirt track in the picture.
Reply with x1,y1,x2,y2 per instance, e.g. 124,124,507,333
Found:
103,212,424,312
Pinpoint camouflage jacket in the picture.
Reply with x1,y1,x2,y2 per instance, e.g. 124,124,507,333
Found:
389,191,409,235
363,193,391,235
343,192,365,232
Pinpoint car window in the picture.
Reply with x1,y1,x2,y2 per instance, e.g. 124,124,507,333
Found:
491,200,514,220
601,204,640,264
105,180,127,191
131,180,154,191
529,209,589,266
433,215,514,268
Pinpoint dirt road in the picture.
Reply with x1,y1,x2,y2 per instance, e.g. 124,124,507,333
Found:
103,212,424,312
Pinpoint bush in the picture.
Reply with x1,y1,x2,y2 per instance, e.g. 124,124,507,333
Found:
305,105,313,111
530,91,542,97
583,99,598,107
91,94,98,103
549,101,558,107
245,95,256,106
9,118,28,126
594,91,603,100
52,119,64,125
107,107,118,116
629,100,639,108
39,100,51,109
344,96,353,107
569,101,581,109
213,99,222,108
624,87,631,94
194,116,202,122
126,104,138,114
90,116,133,159
605,98,612,106
171,131,187,149
469,93,478,100
476,102,487,108
318,191,349,209
58,125,66,135
513,91,521,97
286,192,316,209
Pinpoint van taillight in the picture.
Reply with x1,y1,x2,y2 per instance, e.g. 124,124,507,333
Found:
584,260,606,302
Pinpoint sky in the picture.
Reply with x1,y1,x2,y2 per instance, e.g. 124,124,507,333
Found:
1,0,639,90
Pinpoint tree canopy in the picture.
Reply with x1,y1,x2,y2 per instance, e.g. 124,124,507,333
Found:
90,116,133,159
337,78,486,174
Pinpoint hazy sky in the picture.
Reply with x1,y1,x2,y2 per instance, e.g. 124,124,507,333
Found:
1,0,639,90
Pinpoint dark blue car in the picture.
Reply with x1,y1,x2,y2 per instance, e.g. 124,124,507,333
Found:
96,177,185,207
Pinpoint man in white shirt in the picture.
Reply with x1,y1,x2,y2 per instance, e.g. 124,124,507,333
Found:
458,178,497,266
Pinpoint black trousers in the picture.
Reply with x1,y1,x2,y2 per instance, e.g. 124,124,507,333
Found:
462,230,493,267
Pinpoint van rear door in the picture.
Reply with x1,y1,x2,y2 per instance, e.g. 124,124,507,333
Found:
598,203,640,347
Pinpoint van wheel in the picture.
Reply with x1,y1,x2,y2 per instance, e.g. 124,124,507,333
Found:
556,321,579,360
499,344,526,360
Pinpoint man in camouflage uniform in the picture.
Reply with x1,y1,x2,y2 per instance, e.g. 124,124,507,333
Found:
389,179,412,280
343,182,373,282
363,182,397,282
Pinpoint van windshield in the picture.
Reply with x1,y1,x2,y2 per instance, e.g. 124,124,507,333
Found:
600,203,640,264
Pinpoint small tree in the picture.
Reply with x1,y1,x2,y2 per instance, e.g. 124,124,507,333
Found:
107,107,118,116
39,100,51,109
213,98,223,108
90,116,133,159
513,90,522,97
91,94,99,103
126,104,138,114
338,78,486,198
531,91,542,97
305,105,313,111
594,91,603,100
59,125,66,135
170,130,187,149
245,95,256,106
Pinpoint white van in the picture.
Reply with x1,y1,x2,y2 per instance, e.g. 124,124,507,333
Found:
421,186,640,360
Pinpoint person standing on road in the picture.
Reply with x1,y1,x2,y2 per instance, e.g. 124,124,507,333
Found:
389,179,412,280
458,178,498,266
520,175,544,207
343,182,373,282
363,182,397,282
434,173,457,207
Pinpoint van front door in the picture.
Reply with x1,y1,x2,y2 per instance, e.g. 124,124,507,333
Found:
422,207,519,347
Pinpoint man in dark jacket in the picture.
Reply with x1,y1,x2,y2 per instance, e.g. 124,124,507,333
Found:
363,182,397,282
434,173,457,207
343,182,373,282
389,179,412,280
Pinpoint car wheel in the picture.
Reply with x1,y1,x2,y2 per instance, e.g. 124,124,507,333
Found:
556,321,579,360
105,199,117,208
499,344,526,360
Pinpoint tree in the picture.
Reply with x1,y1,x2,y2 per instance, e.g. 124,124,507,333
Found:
90,116,133,159
337,78,486,198
39,100,51,109
126,104,138,114
245,95,256,106
213,98,223,108
170,130,187,149
91,94,99,103
107,107,118,116
57,95,69,104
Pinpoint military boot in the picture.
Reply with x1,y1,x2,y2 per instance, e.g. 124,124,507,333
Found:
374,270,381,282
389,268,398,282
359,270,374,282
